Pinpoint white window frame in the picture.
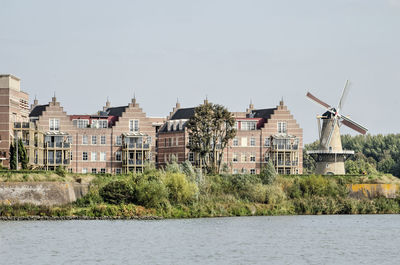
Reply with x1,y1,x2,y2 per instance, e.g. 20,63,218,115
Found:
100,152,106,162
82,135,88,145
101,135,106,145
82,168,88,174
278,122,287,134
91,152,97,161
49,118,60,131
74,119,89,128
250,137,256,146
129,119,139,132
188,152,194,162
233,137,238,146
82,152,88,161
91,135,97,145
92,168,97,174
100,168,106,174
116,168,122,174
250,169,256,175
233,153,238,162
241,137,247,147
116,136,122,145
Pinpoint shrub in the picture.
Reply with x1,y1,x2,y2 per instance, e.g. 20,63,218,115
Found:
164,172,198,204
135,178,168,208
55,166,66,177
259,161,277,185
265,185,286,205
99,180,135,204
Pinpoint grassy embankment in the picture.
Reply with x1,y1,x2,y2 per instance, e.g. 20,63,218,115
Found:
1,164,400,218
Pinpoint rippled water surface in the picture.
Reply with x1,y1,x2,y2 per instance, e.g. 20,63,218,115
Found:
1,215,399,265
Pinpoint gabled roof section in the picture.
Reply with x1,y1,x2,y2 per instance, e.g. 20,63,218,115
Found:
29,104,49,117
170,107,195,120
106,106,128,117
250,108,277,119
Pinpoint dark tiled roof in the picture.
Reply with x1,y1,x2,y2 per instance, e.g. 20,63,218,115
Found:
170,108,195,120
250,108,276,119
106,106,128,117
29,104,49,117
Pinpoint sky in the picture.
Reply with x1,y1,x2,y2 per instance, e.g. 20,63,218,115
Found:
1,0,399,144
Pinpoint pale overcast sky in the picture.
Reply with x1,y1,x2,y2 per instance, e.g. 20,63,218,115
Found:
1,0,399,143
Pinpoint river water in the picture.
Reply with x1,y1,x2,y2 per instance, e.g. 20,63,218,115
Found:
1,215,399,265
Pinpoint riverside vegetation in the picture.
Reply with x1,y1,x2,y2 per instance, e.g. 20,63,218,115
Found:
1,160,400,219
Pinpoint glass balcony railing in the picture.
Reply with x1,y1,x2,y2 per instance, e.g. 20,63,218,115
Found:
45,142,71,148
124,143,150,149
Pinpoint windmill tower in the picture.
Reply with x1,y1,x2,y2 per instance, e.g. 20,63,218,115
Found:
306,81,368,175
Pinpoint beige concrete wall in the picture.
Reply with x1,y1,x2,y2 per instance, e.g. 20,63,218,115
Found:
0,182,89,206
348,184,399,199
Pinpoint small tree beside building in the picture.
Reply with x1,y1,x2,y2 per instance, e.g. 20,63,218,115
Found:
9,139,28,170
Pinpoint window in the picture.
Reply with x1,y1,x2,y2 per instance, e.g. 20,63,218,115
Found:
233,169,238,174
188,152,194,162
250,169,256,175
129,119,139,132
82,152,88,161
82,135,88,145
234,122,239,130
68,168,73,173
91,135,97,145
67,136,73,144
146,136,152,145
100,152,106,162
115,151,122,161
241,137,247,147
264,153,270,162
278,122,287,134
250,153,256,162
250,137,256,146
92,168,97,174
264,138,270,147
101,135,106,145
74,119,89,128
100,168,106,174
233,137,239,146
70,152,73,161
82,168,87,174
49,118,60,131
233,153,238,162
116,136,122,145
241,121,256,131
241,153,247,162
168,138,172,147
116,168,122,174
91,152,97,161
92,120,108,128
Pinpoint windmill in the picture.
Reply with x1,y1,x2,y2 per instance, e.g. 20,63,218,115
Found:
306,80,368,175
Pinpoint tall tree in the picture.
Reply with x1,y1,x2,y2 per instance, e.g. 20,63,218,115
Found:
9,138,28,170
186,102,236,174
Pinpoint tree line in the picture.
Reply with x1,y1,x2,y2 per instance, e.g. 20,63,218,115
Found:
304,134,400,177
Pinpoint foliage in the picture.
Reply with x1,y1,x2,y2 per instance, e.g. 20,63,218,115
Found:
99,180,135,204
135,176,168,208
259,160,277,184
186,102,236,174
55,166,66,177
164,172,198,204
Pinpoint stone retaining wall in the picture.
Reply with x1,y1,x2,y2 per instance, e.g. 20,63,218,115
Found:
0,182,89,206
348,184,399,199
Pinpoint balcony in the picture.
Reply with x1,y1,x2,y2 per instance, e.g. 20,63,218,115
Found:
46,159,70,165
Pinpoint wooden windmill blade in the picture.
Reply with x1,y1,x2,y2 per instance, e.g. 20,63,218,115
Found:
306,92,331,109
341,116,368,135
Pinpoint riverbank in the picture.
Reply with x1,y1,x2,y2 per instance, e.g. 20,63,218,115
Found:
1,166,400,219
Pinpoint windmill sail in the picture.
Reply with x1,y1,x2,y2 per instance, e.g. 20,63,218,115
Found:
306,92,331,109
341,116,368,135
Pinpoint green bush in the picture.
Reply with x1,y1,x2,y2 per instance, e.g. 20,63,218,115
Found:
164,172,198,204
135,178,169,208
99,180,135,204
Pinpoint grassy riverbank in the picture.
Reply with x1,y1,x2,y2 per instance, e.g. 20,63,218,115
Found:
1,164,400,218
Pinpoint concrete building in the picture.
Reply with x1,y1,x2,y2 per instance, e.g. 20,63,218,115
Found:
157,100,303,174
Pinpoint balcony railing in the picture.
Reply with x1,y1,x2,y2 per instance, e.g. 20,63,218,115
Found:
45,142,71,148
14,122,31,129
124,159,145,166
46,159,70,165
124,143,150,149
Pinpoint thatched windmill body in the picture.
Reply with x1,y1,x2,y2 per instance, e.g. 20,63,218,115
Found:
306,81,368,175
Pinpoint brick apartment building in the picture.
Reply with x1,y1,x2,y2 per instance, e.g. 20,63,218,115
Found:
2,74,303,174
158,100,303,174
